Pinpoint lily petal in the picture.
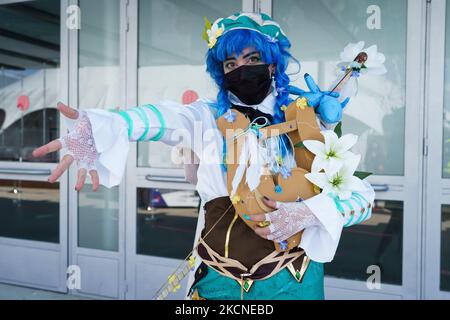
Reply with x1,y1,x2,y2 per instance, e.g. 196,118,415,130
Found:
363,45,379,66
303,140,326,156
305,172,329,189
335,133,358,155
321,130,338,152
311,157,326,173
343,176,367,192
322,184,335,197
340,41,365,62
340,153,361,177
324,158,344,176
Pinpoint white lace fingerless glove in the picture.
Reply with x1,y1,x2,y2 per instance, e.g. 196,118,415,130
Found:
59,111,99,171
265,201,321,242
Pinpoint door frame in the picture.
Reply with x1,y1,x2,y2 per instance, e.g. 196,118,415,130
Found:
67,0,127,299
424,0,450,300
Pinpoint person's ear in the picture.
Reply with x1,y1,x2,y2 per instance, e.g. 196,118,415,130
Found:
269,64,276,77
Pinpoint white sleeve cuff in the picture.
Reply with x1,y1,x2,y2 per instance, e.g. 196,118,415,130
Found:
301,193,345,263
84,109,130,188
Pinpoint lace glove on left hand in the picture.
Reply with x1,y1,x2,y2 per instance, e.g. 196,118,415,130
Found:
249,199,321,242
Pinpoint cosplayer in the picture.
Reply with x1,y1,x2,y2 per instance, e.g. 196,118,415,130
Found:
33,13,380,300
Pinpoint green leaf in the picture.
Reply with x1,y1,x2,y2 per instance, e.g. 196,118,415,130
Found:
202,17,212,42
204,16,212,29
334,121,342,138
294,141,305,148
353,171,372,180
202,29,209,42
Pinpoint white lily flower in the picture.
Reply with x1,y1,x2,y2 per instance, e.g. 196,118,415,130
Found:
340,41,365,62
303,130,358,175
305,154,366,200
338,41,387,76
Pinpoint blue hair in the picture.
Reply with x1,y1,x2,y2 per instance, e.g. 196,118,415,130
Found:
205,29,299,125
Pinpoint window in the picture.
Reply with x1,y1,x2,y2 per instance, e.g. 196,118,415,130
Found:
136,188,200,259
0,179,59,243
273,0,407,176
325,199,403,285
0,0,61,163
137,0,242,169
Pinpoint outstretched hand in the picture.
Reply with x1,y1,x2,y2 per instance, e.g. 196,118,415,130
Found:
32,102,100,192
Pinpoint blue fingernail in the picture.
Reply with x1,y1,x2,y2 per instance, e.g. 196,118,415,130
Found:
242,214,250,221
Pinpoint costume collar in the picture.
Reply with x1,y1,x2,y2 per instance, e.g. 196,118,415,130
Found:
228,91,276,116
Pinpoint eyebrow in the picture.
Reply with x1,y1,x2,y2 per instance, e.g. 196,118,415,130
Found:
224,51,260,62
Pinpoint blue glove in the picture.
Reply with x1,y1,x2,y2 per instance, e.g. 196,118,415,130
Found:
289,74,349,124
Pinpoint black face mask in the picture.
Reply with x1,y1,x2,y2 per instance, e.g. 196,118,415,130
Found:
223,64,272,105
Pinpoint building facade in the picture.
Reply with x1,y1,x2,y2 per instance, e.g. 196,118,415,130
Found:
0,0,448,300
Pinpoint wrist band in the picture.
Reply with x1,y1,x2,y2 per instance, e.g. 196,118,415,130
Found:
352,192,372,223
330,194,345,216
340,199,355,227
110,109,133,139
144,104,166,141
131,106,150,141
350,193,366,225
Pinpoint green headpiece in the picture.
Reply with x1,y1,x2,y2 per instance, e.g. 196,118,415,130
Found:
203,12,287,49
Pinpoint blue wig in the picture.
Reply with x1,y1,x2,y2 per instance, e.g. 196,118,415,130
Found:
205,29,299,125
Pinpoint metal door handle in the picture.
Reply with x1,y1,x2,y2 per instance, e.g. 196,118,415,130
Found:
372,184,389,192
145,174,186,183
0,168,51,175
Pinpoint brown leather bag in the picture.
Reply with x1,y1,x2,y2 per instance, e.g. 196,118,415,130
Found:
216,98,324,252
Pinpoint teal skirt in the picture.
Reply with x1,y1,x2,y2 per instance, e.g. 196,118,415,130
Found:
191,260,324,300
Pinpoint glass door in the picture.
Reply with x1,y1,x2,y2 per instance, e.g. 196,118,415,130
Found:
269,0,425,299
67,0,125,299
124,0,247,299
0,0,68,292
424,0,450,300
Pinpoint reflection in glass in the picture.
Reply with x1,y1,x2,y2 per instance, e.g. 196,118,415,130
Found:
273,0,407,176
0,0,61,162
79,0,120,109
441,205,450,291
136,188,200,259
137,0,242,168
78,186,119,251
0,180,59,243
325,200,403,285
443,3,450,178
